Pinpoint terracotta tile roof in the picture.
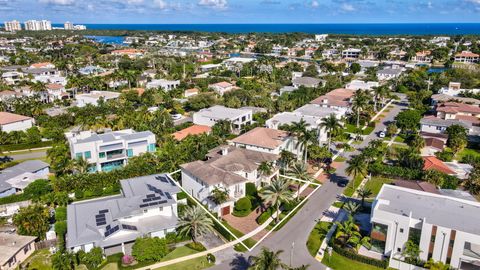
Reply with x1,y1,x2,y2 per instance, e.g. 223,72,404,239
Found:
393,180,440,194
112,49,143,54
422,156,455,175
0,112,32,125
455,115,480,125
172,125,211,141
455,51,480,58
122,88,145,96
424,138,445,150
30,62,53,68
46,83,63,90
230,127,290,149
416,50,431,56
436,102,480,114
185,88,199,94
310,88,355,107
210,81,233,88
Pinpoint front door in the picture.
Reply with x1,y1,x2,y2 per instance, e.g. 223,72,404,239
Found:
221,206,230,216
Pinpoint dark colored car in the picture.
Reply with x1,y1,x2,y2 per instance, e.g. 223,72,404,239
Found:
337,179,349,187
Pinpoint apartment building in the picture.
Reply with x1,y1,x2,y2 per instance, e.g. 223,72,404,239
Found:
24,20,51,31
180,145,278,216
65,129,156,172
67,174,180,254
371,185,480,270
64,21,74,30
193,105,252,132
4,20,21,32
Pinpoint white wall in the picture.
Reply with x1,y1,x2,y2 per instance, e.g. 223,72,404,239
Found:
0,119,34,133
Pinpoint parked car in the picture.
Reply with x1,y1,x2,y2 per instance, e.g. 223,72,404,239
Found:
337,179,349,187
171,114,182,120
378,131,386,138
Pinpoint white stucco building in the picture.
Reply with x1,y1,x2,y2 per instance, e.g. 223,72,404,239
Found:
0,112,34,133
193,105,252,132
75,91,120,107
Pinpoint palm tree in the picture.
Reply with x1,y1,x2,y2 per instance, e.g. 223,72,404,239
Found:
410,134,425,152
208,187,229,206
287,162,312,198
177,206,214,243
345,155,368,194
335,216,371,251
248,247,287,270
372,85,390,111
70,157,90,174
343,201,360,216
357,188,373,207
352,90,371,128
319,113,342,150
260,178,293,223
258,161,274,184
296,129,318,163
280,150,295,171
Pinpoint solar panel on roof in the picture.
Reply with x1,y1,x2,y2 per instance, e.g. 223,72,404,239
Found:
97,221,107,226
139,203,149,208
165,192,172,199
106,225,111,230
122,224,138,231
158,200,168,204
99,209,109,214
95,214,105,219
156,175,169,183
143,198,152,202
149,202,159,206
146,194,156,198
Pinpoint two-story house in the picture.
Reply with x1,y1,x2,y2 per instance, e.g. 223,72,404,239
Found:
65,129,156,172
180,146,278,216
229,127,302,156
67,174,180,255
193,105,252,133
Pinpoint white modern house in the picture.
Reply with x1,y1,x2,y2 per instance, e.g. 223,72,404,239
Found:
67,174,180,255
342,48,362,59
193,105,252,132
75,91,121,107
377,68,403,81
0,112,34,133
371,185,480,270
65,129,156,172
146,79,180,91
229,127,301,156
0,160,49,198
180,145,278,216
346,80,380,91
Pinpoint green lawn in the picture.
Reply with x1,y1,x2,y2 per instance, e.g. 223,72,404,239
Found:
364,177,393,197
22,249,52,270
322,250,384,270
306,221,333,256
160,246,199,261
344,124,374,135
343,176,364,197
153,256,213,270
334,156,347,162
456,148,480,161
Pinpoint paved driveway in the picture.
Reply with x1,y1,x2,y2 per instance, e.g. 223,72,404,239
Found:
208,97,407,270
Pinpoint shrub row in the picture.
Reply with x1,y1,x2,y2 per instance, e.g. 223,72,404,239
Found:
331,244,388,269
0,141,53,152
368,163,423,180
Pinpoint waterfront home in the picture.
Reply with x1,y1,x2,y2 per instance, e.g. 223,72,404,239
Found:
67,174,180,254
454,51,479,64
0,112,34,133
0,160,49,198
65,129,156,172
411,50,432,63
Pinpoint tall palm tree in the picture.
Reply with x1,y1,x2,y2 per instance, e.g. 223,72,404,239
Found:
208,187,229,206
319,113,342,150
296,129,318,163
248,247,287,270
177,206,214,243
258,161,274,183
352,90,371,128
357,188,373,207
372,85,390,112
345,155,368,194
70,157,90,174
343,201,360,216
280,150,295,171
335,216,370,251
260,178,293,223
287,162,312,198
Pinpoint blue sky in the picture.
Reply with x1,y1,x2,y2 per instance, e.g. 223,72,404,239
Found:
1,0,480,24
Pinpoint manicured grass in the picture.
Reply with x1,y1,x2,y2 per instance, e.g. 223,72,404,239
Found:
153,256,213,270
161,246,200,261
343,176,363,197
322,250,384,270
364,177,393,197
306,221,333,256
344,124,374,135
394,136,405,143
101,263,119,270
334,156,347,162
456,148,480,161
221,221,257,251
22,249,52,270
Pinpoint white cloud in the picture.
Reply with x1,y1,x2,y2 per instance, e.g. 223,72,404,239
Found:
154,0,168,9
310,0,319,8
198,0,228,9
340,3,355,12
127,0,143,4
39,0,74,5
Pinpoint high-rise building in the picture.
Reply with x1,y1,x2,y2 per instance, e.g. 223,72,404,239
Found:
24,20,52,31
4,20,22,32
64,21,73,30
74,25,87,30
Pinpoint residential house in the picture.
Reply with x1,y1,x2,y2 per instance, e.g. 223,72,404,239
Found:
192,105,252,132
75,91,120,107
180,145,279,216
65,129,156,172
46,83,69,101
29,62,55,69
346,80,379,91
435,102,480,127
79,66,105,76
67,174,180,254
292,77,324,88
0,112,34,133
422,156,455,175
371,184,480,270
111,49,144,58
0,233,37,270
420,115,472,135
342,48,361,59
0,90,22,102
208,81,236,96
172,125,211,141
377,68,403,81
1,71,23,84
184,88,199,98
229,127,301,156
310,88,356,111
431,94,480,107
0,160,49,198
146,79,180,91
411,50,432,63
279,86,297,95
454,51,479,64
420,132,448,156
438,82,480,97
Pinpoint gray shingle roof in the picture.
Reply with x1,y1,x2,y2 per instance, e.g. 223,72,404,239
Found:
0,160,49,192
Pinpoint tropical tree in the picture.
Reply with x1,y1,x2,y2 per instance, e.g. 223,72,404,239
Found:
343,201,360,216
372,85,390,111
13,204,50,239
335,216,371,251
351,90,371,128
70,157,90,174
248,247,287,270
402,240,421,264
409,134,425,152
258,161,274,182
52,252,75,270
424,259,451,270
464,166,480,195
208,187,229,206
297,129,318,163
260,178,293,223
345,155,368,192
319,113,342,150
357,188,373,207
280,150,295,171
177,206,214,243
287,162,312,198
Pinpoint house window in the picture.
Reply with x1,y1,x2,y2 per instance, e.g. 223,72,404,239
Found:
75,153,83,159
400,228,404,233
99,152,106,158
84,151,91,159
127,149,133,157
148,143,156,152
159,207,163,211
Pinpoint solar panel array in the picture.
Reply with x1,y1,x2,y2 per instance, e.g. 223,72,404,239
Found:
104,225,119,237
95,209,109,226
122,224,138,231
139,200,168,208
155,175,176,186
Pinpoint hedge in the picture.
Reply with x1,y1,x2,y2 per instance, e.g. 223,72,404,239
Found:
0,193,29,205
55,206,67,221
331,244,388,269
0,141,53,152
256,208,274,224
368,163,422,180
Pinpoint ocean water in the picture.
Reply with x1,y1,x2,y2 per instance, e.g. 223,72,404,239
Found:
74,23,480,35
84,35,124,45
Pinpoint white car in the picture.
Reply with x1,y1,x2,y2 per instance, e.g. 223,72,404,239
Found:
378,131,386,138
171,114,182,120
